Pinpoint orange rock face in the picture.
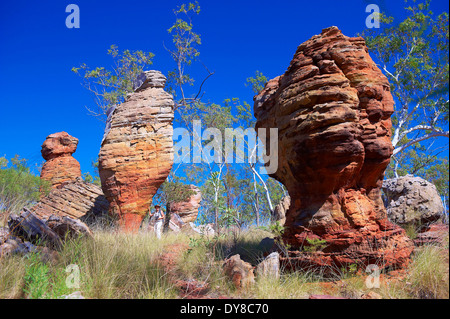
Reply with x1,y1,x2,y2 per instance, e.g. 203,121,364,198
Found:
31,177,109,220
40,132,81,190
254,27,413,273
98,71,174,232
170,185,202,224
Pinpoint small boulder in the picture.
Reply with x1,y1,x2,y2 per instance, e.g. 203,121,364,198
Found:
0,237,29,256
189,222,215,237
46,214,93,239
256,252,280,279
414,223,449,247
0,227,9,245
8,209,62,248
383,175,444,226
223,254,255,289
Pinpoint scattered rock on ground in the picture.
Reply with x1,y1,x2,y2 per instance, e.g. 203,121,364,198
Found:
256,252,280,279
0,227,9,245
414,223,449,247
8,208,62,248
361,291,382,299
2,209,92,260
46,214,93,239
223,254,255,289
0,236,33,257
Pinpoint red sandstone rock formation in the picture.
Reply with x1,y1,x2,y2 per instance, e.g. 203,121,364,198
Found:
170,185,202,224
414,223,449,247
40,132,81,190
254,26,413,273
31,177,109,220
223,254,255,289
98,70,174,232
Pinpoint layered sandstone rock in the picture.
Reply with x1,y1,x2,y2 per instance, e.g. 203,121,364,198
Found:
272,195,290,226
414,223,449,247
40,132,81,190
254,26,413,273
30,177,109,220
223,254,255,289
98,70,174,232
170,185,202,224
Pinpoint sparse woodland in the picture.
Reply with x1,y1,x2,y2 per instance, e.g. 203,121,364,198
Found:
0,1,448,300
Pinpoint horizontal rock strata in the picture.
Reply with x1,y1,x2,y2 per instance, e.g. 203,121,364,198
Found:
98,70,174,232
254,26,413,273
170,185,202,224
30,178,109,220
40,132,81,190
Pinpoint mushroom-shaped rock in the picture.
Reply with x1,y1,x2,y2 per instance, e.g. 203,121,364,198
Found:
98,70,174,232
40,132,81,190
254,27,413,273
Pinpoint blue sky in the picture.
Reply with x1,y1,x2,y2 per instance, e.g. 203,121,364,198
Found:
0,0,448,176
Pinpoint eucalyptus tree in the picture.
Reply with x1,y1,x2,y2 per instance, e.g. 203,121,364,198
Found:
362,1,449,181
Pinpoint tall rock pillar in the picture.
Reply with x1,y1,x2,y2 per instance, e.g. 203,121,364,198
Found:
40,132,82,191
98,70,174,232
254,27,413,273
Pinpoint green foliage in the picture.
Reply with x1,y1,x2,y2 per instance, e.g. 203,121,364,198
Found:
405,244,449,298
188,233,225,251
0,155,49,217
303,238,327,253
23,253,51,299
72,45,154,118
82,172,101,186
153,174,196,211
361,0,449,183
246,70,268,95
22,252,72,299
166,1,203,103
262,221,284,238
339,263,358,279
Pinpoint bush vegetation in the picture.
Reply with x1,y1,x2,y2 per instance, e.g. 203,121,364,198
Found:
1,227,448,299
